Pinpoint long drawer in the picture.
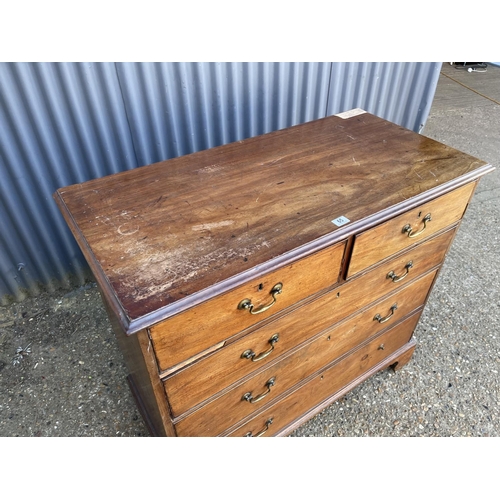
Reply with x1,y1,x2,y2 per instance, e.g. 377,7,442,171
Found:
149,240,346,371
226,312,420,437
347,182,475,277
162,228,455,415
172,270,435,435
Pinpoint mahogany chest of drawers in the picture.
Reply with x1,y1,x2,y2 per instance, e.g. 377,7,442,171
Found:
54,109,494,437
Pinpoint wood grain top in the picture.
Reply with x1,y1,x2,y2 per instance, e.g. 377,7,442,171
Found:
54,111,493,333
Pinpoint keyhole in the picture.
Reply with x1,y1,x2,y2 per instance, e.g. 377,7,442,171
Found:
258,283,264,291
418,211,422,218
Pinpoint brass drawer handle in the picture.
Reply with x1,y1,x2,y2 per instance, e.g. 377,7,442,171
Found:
245,418,274,437
373,303,398,323
242,377,276,404
241,334,279,362
238,283,283,315
386,261,413,282
402,213,432,238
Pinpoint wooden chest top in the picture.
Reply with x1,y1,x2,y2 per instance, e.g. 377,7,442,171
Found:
54,110,492,334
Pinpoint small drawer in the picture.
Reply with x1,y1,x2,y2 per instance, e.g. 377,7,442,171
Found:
162,228,453,414
226,312,420,437
347,182,475,277
150,240,346,371
172,270,435,434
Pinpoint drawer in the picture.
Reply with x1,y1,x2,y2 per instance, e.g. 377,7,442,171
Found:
347,182,475,277
150,240,346,371
172,270,435,433
226,312,420,437
162,229,452,415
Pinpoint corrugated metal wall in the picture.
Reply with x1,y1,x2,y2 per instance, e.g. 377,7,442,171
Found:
0,62,442,303
116,62,334,166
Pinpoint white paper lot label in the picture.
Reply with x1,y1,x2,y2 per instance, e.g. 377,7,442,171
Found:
332,216,350,227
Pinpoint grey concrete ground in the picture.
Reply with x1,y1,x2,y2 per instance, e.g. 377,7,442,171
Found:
1,63,499,437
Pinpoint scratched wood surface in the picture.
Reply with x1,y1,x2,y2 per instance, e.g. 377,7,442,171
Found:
54,111,490,328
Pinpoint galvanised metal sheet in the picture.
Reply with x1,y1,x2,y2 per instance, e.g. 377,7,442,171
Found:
0,62,138,303
326,62,442,132
0,62,441,302
116,62,333,166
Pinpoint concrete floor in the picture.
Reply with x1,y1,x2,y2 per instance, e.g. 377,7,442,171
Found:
1,63,499,438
